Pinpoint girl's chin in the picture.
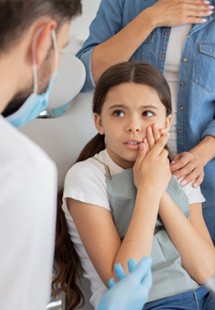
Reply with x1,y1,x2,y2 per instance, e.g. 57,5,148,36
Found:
118,158,136,169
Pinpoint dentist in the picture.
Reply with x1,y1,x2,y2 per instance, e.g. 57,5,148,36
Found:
0,1,151,310
0,1,82,309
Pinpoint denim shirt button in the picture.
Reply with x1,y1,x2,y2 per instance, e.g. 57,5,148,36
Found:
180,81,185,87
164,29,171,37
160,52,165,60
182,57,188,62
177,129,182,135
179,105,184,111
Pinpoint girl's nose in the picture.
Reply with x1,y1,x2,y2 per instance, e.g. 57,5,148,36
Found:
126,122,141,133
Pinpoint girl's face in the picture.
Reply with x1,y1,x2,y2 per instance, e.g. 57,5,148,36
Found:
94,82,172,169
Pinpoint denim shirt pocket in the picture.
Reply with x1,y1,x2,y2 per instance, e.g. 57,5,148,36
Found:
193,42,215,93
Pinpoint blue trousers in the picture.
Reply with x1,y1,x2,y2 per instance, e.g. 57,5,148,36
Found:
143,286,215,310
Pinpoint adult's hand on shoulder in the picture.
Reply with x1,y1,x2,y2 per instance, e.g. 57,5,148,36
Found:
98,256,152,310
170,151,204,188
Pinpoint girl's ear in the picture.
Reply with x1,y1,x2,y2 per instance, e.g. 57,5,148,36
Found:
94,113,105,135
164,114,172,132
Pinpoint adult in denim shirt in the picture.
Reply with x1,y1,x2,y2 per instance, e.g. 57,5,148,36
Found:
76,0,215,243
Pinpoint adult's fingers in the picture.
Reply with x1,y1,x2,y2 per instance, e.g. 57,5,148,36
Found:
193,171,204,188
179,167,204,187
170,152,192,172
127,258,137,273
108,277,116,288
113,263,127,281
131,256,152,282
173,161,197,180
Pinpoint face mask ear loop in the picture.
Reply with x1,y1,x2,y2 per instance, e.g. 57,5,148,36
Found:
32,27,44,94
32,64,38,95
32,28,57,94
51,30,58,73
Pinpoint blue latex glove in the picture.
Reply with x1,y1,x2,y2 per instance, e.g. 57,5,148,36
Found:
98,256,152,310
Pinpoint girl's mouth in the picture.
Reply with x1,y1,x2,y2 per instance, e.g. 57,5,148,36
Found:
124,140,142,149
124,140,142,145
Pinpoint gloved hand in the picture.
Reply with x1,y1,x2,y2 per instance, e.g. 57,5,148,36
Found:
98,256,152,310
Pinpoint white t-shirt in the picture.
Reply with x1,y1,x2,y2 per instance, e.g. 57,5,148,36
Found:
0,115,57,310
63,149,205,309
164,24,192,156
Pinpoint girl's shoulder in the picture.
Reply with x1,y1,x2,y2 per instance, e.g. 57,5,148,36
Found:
65,151,108,186
63,152,110,208
66,159,103,179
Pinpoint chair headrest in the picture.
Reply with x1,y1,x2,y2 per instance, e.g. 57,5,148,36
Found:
48,52,86,109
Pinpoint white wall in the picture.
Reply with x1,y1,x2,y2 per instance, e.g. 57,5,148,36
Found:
69,0,101,54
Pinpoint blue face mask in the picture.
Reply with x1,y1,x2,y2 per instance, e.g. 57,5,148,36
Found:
7,30,58,127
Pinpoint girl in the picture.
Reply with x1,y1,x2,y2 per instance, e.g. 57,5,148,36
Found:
57,62,215,309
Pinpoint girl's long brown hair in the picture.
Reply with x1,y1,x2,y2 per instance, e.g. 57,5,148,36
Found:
52,62,172,308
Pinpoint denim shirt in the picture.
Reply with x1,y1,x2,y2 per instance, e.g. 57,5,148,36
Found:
77,0,215,210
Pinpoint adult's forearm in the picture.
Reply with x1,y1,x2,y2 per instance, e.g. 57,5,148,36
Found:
190,135,215,166
91,9,157,83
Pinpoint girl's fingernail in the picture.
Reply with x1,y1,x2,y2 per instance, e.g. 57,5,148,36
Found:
171,161,175,165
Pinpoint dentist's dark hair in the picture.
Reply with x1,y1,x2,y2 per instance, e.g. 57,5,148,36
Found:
54,61,172,309
0,0,82,53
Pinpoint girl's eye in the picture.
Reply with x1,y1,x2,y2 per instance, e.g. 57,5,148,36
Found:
143,111,154,117
113,110,125,117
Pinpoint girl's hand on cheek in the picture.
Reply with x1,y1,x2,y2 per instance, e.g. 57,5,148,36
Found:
133,133,171,195
146,124,167,149
145,124,168,148
146,125,156,148
133,139,150,188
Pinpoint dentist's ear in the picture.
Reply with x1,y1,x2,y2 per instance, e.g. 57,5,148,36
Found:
94,113,105,135
31,20,57,66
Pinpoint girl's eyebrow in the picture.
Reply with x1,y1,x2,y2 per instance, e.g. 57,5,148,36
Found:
108,104,127,110
109,104,159,110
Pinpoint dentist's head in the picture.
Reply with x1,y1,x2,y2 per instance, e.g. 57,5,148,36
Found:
0,0,82,126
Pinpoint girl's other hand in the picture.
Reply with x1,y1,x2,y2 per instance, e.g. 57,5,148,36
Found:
170,152,204,188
